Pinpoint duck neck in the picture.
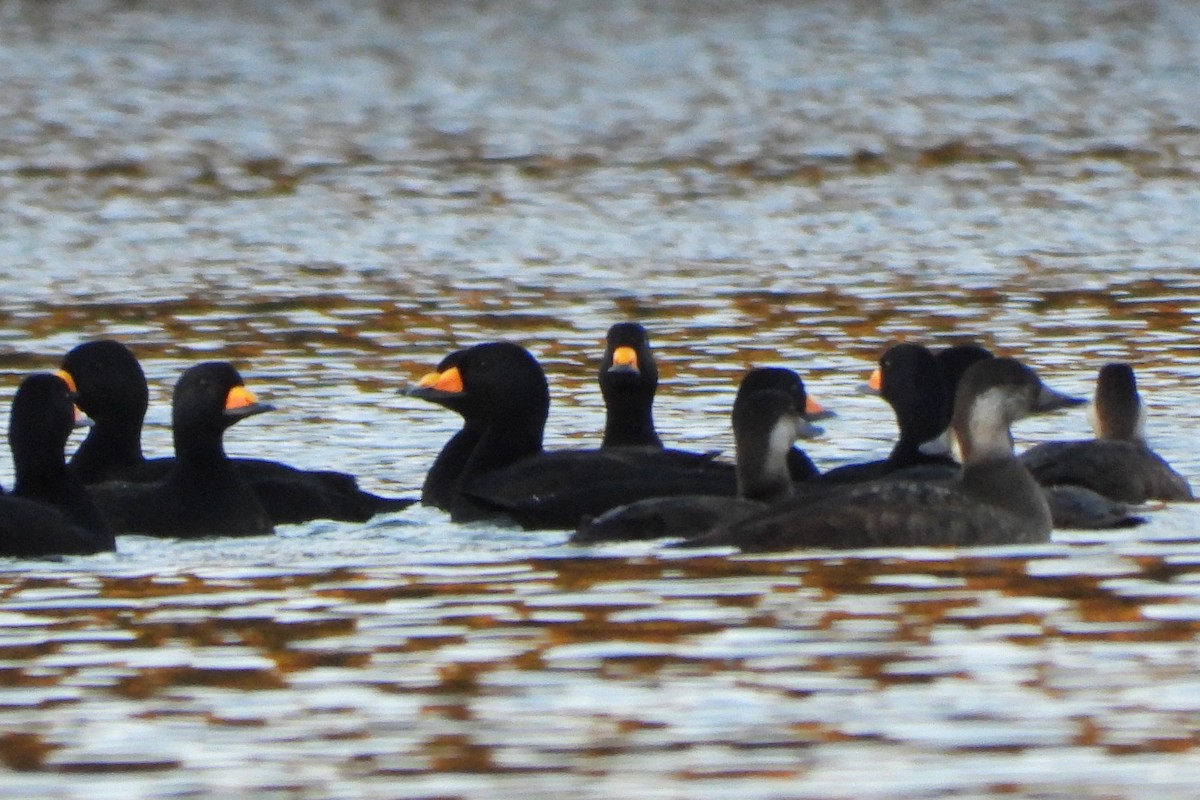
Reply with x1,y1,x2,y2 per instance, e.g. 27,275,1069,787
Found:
70,419,145,482
602,393,661,448
423,423,485,509
173,424,232,473
459,417,544,484
888,385,951,466
1090,397,1145,442
14,450,114,545
736,419,796,503
953,393,1015,465
13,450,70,505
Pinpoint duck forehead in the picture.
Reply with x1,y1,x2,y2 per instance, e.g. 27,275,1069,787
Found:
607,322,647,343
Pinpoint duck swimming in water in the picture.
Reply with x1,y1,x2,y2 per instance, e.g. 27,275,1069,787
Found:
812,343,963,484
0,373,114,557
573,368,823,543
88,362,276,538
407,341,740,528
60,340,414,524
599,322,663,449
684,358,1084,552
1020,362,1193,504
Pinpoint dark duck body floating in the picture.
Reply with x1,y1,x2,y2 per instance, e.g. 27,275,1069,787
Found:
0,372,114,557
1020,363,1192,504
61,340,414,523
684,358,1084,552
407,340,741,529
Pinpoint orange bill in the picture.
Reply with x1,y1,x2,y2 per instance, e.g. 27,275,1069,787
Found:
610,346,639,370
55,369,78,394
225,385,260,411
417,366,464,393
867,367,882,392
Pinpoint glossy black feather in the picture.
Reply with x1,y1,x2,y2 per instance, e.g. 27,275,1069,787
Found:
89,362,275,538
1,373,114,556
63,340,413,523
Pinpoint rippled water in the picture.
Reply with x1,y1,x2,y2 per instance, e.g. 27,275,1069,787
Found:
2,1,1200,797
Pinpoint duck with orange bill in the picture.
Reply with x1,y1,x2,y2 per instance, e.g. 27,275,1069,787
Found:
87,362,276,538
404,339,792,529
59,339,414,523
811,342,963,485
599,322,664,448
0,372,114,556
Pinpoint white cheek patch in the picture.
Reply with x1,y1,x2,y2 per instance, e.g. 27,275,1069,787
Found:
965,388,1013,461
762,418,798,483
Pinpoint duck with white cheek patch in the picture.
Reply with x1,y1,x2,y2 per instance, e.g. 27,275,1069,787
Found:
682,358,1085,552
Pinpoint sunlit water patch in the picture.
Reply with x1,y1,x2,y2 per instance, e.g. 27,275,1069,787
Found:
3,549,1200,798
2,1,1200,797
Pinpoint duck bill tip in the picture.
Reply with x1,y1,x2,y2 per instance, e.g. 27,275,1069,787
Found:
796,420,824,440
1035,386,1087,412
805,395,835,420
224,401,275,421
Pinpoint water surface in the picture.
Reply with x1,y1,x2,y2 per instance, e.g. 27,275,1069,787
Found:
1,2,1200,797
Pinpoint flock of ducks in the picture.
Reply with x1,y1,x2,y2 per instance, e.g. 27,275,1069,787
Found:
0,325,1192,558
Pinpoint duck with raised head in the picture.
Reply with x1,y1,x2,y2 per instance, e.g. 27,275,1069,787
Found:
807,342,1139,529
600,320,829,476
813,343,962,484
0,373,114,556
573,369,822,543
732,366,827,482
407,341,739,528
60,340,414,523
599,322,663,448
684,358,1085,552
1020,363,1193,504
88,362,275,538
